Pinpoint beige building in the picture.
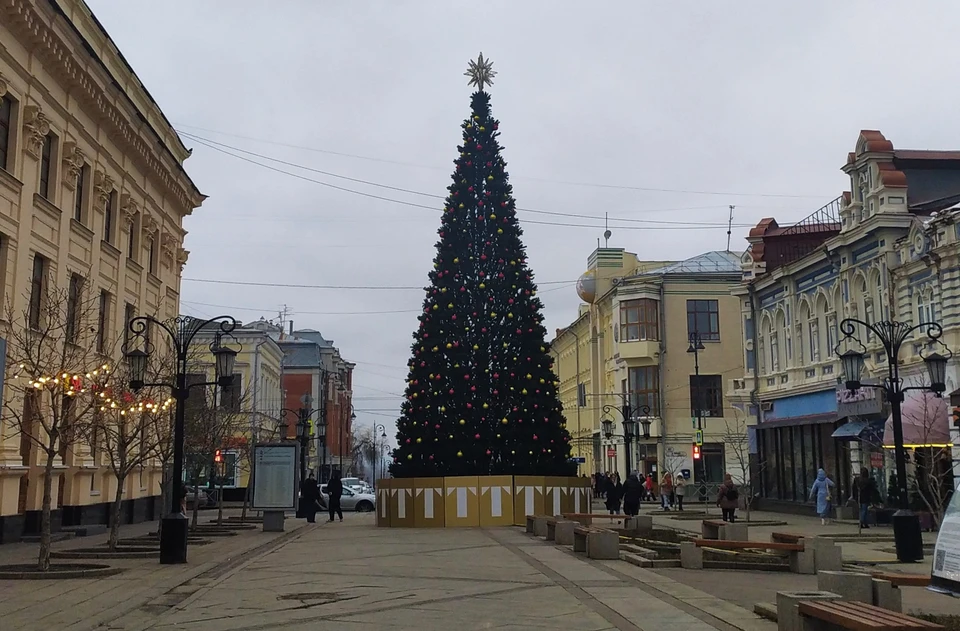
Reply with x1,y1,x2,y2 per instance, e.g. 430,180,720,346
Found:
0,0,203,541
736,130,960,513
552,247,745,494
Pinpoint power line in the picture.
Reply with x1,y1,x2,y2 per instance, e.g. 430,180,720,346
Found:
174,123,827,199
180,131,756,227
180,135,756,232
180,277,577,290
180,299,420,316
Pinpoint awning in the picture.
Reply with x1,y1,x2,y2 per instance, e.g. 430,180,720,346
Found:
831,419,886,441
883,390,949,447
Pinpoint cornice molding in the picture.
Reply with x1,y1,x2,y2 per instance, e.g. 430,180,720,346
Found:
1,0,204,215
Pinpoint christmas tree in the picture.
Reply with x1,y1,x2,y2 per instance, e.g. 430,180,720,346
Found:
391,54,573,478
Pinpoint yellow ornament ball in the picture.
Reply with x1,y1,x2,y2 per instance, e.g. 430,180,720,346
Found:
459,419,466,425
490,214,496,219
479,283,486,289
412,392,418,398
526,373,532,379
498,228,503,234
487,175,494,181
432,346,438,352
407,454,413,460
479,125,485,130
473,115,479,120
491,312,497,318
522,388,528,395
501,418,509,424
483,403,489,409
441,287,447,293
446,343,452,349
453,257,459,263
540,378,546,384
508,313,514,318
458,203,464,208
416,437,422,443
440,406,446,412
448,303,453,308
432,304,439,310
457,451,463,457
473,344,479,350
503,342,508,348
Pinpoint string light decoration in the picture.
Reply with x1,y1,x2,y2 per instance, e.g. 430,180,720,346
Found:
390,57,574,478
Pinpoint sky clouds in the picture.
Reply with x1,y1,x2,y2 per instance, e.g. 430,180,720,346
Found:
85,0,960,441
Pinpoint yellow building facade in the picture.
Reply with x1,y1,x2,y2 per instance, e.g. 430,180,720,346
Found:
185,321,285,495
552,248,745,495
0,0,203,541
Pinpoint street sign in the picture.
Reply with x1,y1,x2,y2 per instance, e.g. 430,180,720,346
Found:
606,448,617,458
571,457,586,463
695,430,703,446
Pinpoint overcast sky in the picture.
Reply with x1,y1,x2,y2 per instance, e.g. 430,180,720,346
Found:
86,1,959,443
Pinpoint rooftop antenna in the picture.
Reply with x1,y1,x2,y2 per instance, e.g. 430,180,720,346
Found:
726,205,736,252
277,305,289,339
603,212,612,247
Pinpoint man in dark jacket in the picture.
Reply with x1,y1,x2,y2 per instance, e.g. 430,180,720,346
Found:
854,468,878,528
622,473,644,516
326,470,344,523
300,472,321,523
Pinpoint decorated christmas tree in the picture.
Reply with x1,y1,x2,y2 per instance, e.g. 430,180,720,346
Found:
391,54,573,478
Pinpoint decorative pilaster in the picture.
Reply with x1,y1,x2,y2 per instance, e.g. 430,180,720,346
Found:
119,193,138,225
22,104,50,159
94,170,114,211
142,213,158,238
61,142,85,190
0,72,9,96
176,246,189,270
160,232,177,266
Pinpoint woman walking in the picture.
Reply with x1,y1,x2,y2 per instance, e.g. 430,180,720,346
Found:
623,472,643,517
717,474,739,522
810,468,836,526
660,472,674,511
605,476,623,515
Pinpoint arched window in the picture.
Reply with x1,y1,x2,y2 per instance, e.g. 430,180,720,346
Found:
773,311,785,372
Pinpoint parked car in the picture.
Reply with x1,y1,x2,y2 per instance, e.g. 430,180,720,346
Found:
320,484,376,512
340,477,367,493
184,486,213,509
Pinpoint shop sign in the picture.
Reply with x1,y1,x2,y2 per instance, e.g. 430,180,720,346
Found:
836,384,883,417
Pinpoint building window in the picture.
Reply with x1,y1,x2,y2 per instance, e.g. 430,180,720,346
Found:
104,191,116,244
39,133,54,200
690,374,723,418
127,213,139,261
74,164,88,223
97,290,110,354
808,319,820,362
627,366,660,416
687,299,720,341
123,302,136,348
148,234,158,275
220,375,243,413
769,332,780,372
65,274,83,344
0,95,13,172
620,298,658,342
28,254,46,330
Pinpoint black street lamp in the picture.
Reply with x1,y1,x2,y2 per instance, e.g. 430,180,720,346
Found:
687,332,708,501
125,315,239,565
280,396,325,482
341,403,356,474
601,393,651,476
373,424,387,482
836,318,951,563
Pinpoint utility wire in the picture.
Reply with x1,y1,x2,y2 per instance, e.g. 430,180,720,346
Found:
174,123,827,199
180,135,755,231
180,277,576,290
179,131,755,228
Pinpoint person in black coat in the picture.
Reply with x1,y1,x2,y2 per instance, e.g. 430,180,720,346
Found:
605,477,623,515
326,470,344,523
622,473,644,517
300,472,321,523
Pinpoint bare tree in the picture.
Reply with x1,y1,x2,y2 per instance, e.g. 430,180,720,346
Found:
84,364,172,550
902,383,954,528
3,276,113,570
723,407,763,522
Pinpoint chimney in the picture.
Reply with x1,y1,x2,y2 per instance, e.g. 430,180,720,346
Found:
289,320,294,336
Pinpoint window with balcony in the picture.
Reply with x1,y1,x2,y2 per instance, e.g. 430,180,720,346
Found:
620,298,658,342
0,94,14,172
690,374,723,417
28,254,46,330
96,290,111,354
627,366,659,416
687,299,720,341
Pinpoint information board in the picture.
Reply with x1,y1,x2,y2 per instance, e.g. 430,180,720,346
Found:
251,443,299,511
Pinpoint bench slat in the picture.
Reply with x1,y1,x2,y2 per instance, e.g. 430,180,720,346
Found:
771,531,803,543
798,600,943,630
702,520,727,527
693,538,802,551
870,571,931,587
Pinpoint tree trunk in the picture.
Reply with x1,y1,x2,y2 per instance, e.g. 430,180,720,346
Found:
37,450,56,571
191,472,200,529
157,462,170,537
108,473,125,550
240,482,250,522
217,476,225,527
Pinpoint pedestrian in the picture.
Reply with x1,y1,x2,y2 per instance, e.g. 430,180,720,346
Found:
854,467,878,529
326,469,345,523
717,474,739,522
605,476,623,515
674,474,686,511
810,468,836,526
300,472,321,523
644,474,654,502
623,472,643,516
660,472,674,511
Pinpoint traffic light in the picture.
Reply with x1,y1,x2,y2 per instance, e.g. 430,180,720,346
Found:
952,407,960,429
693,444,701,460
214,449,223,464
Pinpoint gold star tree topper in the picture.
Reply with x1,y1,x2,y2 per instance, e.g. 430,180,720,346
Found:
465,53,497,91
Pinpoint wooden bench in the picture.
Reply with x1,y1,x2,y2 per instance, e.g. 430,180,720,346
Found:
525,514,538,534
701,519,727,539
870,571,930,588
771,531,803,544
693,539,803,552
561,513,625,527
546,516,576,542
572,525,619,559
683,538,812,573
702,519,748,541
798,599,942,629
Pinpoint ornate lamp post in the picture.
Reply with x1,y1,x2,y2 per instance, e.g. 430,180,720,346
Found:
125,315,239,565
602,394,652,477
373,424,387,482
836,318,951,563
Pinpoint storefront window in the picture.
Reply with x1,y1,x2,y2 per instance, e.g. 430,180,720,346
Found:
761,429,778,498
792,427,804,502
782,428,795,501
802,425,818,501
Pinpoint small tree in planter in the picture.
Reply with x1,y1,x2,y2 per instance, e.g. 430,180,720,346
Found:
723,407,764,522
3,275,114,571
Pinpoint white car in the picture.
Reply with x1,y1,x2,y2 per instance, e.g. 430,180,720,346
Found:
319,484,376,512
